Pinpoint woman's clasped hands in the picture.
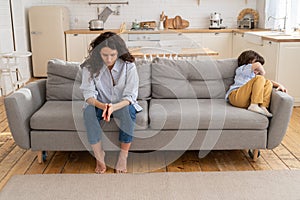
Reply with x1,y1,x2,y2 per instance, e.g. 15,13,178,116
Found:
102,103,114,122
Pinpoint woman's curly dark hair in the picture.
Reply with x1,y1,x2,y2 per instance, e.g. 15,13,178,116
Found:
80,31,135,78
238,50,265,66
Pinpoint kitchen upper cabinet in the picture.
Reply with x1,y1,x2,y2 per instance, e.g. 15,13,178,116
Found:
201,32,232,59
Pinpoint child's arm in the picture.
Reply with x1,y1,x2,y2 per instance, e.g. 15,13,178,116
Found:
252,62,266,76
271,80,288,93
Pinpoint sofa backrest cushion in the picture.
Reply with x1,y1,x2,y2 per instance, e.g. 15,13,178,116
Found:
46,59,83,101
47,59,151,101
151,58,238,99
135,60,151,100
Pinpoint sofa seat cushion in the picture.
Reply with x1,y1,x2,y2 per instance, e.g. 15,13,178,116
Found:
149,99,269,130
30,100,148,131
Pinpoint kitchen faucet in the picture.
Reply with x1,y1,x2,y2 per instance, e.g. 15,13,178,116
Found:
267,0,288,32
268,15,287,31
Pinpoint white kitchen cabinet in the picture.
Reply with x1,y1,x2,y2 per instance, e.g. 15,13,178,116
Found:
160,32,231,58
232,32,248,58
159,33,199,48
202,32,232,59
66,34,87,62
277,43,300,105
255,40,300,105
66,32,232,61
127,33,160,48
66,33,101,62
66,33,134,62
261,40,279,81
232,32,265,58
86,34,99,47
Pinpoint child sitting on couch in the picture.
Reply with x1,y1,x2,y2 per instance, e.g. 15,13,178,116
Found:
225,50,287,117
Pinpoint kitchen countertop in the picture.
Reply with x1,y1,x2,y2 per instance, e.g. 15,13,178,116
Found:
129,47,218,58
64,28,265,35
65,28,300,42
65,29,121,34
260,35,300,42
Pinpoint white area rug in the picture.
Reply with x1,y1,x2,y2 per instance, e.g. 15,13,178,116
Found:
1,170,300,200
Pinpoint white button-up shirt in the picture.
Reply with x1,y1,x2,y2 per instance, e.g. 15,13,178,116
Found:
80,59,142,112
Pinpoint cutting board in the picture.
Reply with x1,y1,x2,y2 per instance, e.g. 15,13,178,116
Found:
164,15,189,29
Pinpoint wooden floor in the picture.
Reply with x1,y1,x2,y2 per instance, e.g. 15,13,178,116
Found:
0,96,300,190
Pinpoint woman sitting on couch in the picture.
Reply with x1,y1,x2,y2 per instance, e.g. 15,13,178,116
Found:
80,32,142,174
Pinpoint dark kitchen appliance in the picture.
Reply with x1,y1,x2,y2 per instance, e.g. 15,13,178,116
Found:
238,17,255,29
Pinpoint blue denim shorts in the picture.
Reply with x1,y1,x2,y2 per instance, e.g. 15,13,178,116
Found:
83,104,136,144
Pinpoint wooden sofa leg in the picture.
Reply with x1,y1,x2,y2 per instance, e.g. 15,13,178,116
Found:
37,151,43,164
252,149,259,162
247,149,260,161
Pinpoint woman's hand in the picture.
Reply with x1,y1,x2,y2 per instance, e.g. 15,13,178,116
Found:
106,103,114,122
102,103,109,121
102,103,114,122
102,100,129,122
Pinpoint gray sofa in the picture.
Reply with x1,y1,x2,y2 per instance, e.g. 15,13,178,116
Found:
5,58,294,162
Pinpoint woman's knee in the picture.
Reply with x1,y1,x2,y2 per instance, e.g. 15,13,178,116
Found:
115,105,136,120
83,105,96,119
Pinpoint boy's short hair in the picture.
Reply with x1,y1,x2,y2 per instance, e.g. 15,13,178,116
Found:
238,50,265,66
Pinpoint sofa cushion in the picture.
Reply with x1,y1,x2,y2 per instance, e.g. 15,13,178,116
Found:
135,60,151,100
47,59,151,101
149,99,269,130
46,59,83,101
151,58,238,99
30,100,148,131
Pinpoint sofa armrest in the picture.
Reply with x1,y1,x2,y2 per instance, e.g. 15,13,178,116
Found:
4,79,46,149
267,89,294,149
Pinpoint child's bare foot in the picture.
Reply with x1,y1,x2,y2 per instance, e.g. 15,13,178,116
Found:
115,150,128,173
95,151,106,174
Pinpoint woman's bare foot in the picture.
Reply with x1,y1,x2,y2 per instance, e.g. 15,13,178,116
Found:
115,150,128,173
95,151,106,174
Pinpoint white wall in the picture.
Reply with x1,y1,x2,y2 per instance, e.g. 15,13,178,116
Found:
0,0,31,96
0,0,14,96
11,0,31,82
0,0,14,52
23,0,257,29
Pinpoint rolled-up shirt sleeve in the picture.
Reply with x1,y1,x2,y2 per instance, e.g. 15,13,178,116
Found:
80,67,98,101
122,63,139,104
